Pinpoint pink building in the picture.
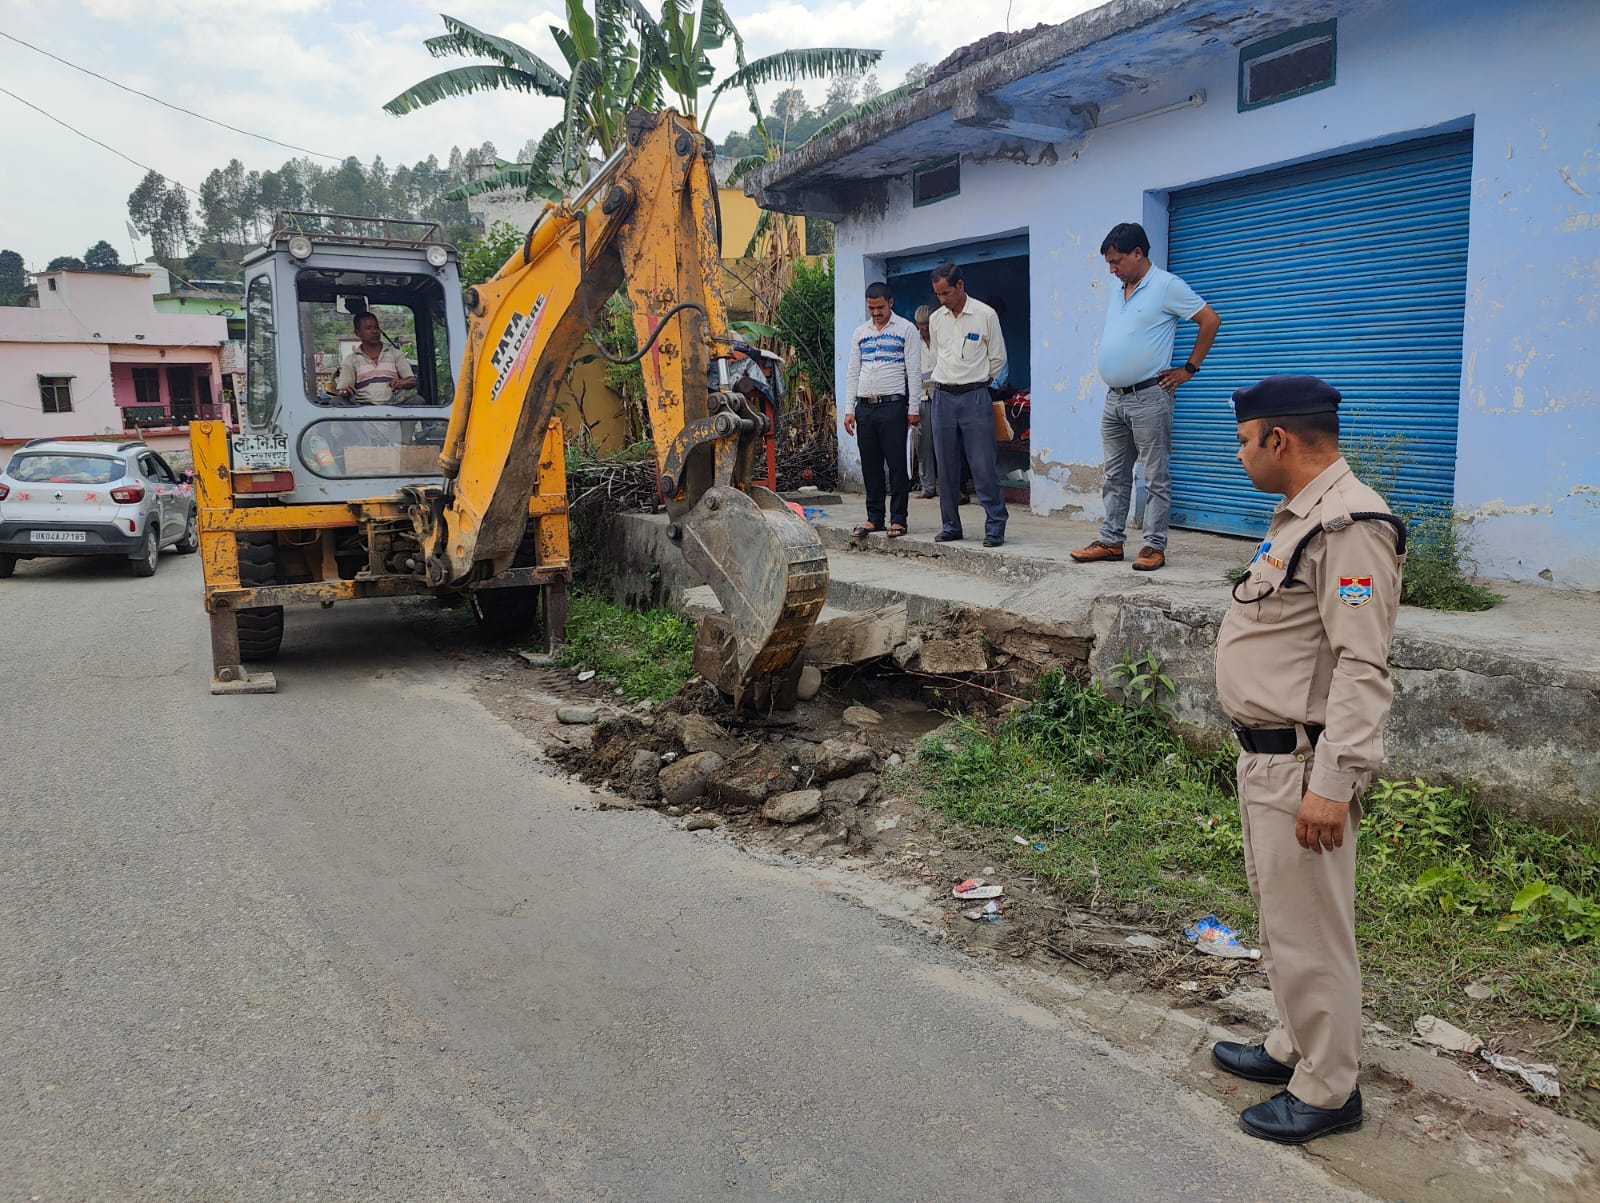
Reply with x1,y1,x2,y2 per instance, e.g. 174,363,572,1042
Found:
0,269,228,460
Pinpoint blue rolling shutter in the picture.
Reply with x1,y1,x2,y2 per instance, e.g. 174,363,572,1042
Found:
1166,131,1472,535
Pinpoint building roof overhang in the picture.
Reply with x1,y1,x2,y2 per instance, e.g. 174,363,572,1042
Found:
747,0,1354,218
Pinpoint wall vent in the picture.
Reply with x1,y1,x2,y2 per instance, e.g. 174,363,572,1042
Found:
912,157,960,207
1239,20,1336,111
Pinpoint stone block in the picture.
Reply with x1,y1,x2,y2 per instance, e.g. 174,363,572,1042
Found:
802,603,908,668
658,750,724,806
762,788,823,824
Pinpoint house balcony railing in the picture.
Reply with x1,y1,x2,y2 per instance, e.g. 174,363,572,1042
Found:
121,402,229,429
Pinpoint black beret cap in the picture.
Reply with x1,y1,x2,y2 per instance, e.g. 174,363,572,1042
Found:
1230,374,1341,422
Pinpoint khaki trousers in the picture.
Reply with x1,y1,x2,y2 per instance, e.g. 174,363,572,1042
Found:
1236,734,1362,1109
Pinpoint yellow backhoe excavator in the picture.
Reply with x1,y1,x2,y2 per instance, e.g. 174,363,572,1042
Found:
191,110,826,703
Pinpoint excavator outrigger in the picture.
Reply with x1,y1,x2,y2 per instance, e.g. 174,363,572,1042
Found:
192,110,826,704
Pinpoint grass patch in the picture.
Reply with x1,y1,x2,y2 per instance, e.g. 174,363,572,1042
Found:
915,668,1600,1117
545,590,694,703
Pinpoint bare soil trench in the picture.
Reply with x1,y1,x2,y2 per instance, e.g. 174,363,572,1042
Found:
458,634,1600,1203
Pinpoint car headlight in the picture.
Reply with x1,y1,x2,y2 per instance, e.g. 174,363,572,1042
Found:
287,234,314,261
425,245,449,268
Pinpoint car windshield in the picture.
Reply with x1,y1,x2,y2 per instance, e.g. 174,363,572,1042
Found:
7,454,126,484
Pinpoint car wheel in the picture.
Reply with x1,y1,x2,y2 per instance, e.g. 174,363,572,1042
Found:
235,533,284,661
0,554,15,579
175,507,199,554
130,525,160,577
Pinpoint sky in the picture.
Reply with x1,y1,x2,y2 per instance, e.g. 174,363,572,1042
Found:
0,0,1094,271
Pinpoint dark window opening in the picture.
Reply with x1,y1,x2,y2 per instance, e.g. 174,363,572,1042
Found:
39,375,73,413
294,270,453,409
132,366,162,405
912,158,960,207
1240,20,1336,111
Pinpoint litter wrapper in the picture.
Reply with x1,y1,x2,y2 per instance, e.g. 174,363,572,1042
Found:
953,878,1004,901
1185,914,1261,960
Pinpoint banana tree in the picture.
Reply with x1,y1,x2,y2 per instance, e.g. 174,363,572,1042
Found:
385,4,662,201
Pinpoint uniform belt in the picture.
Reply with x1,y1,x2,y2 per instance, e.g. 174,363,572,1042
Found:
937,380,990,394
1108,376,1163,396
1232,723,1324,755
856,393,907,405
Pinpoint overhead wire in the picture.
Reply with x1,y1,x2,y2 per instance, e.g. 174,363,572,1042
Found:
0,28,344,161
0,84,199,194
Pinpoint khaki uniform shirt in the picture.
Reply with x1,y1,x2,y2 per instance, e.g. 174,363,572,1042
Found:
1215,458,1405,803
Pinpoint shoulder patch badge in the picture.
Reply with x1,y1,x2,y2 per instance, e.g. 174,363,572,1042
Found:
1338,576,1373,607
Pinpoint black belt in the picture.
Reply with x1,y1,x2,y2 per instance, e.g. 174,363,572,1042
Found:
1109,376,1163,396
856,393,907,405
937,381,990,395
1233,723,1324,755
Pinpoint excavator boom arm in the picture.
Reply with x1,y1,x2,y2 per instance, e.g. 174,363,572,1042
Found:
422,110,826,702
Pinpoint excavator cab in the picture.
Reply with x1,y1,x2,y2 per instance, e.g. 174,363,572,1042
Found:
233,213,465,499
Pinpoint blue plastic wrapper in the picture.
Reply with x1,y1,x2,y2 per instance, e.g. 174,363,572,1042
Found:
1185,914,1261,959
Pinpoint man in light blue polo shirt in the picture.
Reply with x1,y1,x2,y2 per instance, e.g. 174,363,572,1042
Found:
1071,222,1221,571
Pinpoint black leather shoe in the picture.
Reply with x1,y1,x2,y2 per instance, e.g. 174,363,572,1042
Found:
1239,1089,1362,1144
982,536,1004,548
1211,1041,1294,1085
933,531,963,543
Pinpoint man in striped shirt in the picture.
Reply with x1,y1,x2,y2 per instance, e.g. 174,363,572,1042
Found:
844,282,921,537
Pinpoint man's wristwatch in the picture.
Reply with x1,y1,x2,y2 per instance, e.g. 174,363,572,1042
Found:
1183,362,1200,375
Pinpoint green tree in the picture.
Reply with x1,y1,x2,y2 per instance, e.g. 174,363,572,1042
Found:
387,4,880,201
458,221,524,286
127,170,166,241
1,248,29,302
46,255,87,271
775,257,835,393
83,240,122,271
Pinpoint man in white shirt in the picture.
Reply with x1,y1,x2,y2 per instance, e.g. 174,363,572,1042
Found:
928,261,1008,547
336,312,416,404
843,282,921,537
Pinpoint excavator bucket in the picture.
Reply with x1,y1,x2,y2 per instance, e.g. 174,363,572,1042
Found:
675,485,828,704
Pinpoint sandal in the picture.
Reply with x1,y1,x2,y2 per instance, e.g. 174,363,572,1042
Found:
886,523,908,538
851,522,881,537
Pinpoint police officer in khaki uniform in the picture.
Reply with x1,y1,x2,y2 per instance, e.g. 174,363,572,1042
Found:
1211,375,1406,1144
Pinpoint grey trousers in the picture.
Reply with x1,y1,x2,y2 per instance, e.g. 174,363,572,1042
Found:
1097,383,1172,550
933,386,1007,540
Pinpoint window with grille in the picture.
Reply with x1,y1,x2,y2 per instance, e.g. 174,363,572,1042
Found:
39,375,73,413
1239,21,1336,111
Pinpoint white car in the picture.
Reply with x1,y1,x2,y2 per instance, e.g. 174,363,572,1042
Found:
0,439,198,578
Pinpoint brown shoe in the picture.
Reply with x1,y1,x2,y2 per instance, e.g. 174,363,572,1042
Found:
1070,540,1124,563
1132,546,1166,571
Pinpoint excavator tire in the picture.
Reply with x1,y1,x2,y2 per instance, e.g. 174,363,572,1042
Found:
235,533,285,662
469,526,541,640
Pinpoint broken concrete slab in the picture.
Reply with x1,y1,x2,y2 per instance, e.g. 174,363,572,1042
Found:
912,634,990,675
556,705,601,725
803,603,908,668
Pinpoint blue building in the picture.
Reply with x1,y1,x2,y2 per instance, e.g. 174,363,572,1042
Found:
750,0,1600,588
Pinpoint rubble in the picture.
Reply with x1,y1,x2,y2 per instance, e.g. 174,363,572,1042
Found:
658,750,724,806
803,603,908,668
821,773,877,808
796,664,824,700
762,788,824,824
556,705,601,725
805,738,876,782
911,635,989,676
684,813,722,832
843,704,884,729
711,749,798,808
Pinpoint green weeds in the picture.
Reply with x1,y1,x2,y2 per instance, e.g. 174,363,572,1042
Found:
546,591,694,702
915,663,1600,1115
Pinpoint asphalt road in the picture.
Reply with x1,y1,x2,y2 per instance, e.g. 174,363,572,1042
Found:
1,549,1368,1202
